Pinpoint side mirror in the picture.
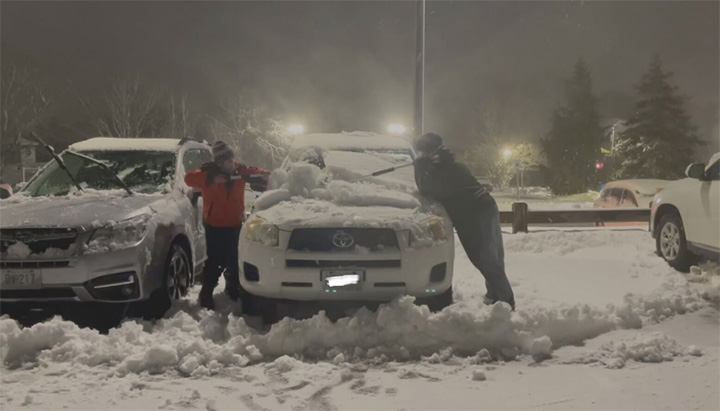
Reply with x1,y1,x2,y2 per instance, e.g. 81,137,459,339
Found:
685,163,706,180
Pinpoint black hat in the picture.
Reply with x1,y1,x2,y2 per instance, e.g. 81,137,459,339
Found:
212,141,235,163
415,133,443,152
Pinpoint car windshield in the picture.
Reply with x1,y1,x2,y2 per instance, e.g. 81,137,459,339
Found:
23,150,176,197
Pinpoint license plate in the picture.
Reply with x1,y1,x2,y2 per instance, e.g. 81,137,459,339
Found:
321,269,364,290
0,269,43,289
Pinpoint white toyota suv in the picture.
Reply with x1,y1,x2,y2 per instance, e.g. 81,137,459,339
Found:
238,132,455,321
651,152,720,271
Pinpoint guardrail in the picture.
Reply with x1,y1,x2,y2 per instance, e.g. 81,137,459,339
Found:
500,203,652,234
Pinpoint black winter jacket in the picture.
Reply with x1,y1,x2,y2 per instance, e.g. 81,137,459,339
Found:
414,147,496,223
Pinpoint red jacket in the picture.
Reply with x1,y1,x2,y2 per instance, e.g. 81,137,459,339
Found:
185,162,268,228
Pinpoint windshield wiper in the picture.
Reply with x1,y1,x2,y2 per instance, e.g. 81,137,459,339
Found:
65,151,134,196
30,133,84,193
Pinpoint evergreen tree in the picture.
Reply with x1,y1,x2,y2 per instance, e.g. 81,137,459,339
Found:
614,55,703,179
541,59,604,195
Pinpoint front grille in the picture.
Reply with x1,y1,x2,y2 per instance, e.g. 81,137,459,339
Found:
286,260,401,268
288,228,399,252
0,261,70,269
0,288,76,299
0,228,77,254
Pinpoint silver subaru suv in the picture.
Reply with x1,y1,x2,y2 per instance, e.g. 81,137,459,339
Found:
0,137,214,319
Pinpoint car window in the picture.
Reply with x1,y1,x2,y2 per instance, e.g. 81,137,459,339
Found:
620,189,638,207
607,188,623,205
705,160,720,181
183,148,212,173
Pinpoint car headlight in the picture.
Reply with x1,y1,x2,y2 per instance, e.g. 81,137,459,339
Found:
87,214,151,253
244,218,279,247
409,217,448,247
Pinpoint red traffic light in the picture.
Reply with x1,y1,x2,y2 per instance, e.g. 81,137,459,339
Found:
595,162,604,170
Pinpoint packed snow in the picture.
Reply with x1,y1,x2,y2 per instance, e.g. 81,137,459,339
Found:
1,228,718,410
69,137,182,152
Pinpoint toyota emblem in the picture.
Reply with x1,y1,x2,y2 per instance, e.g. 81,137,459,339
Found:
332,231,355,248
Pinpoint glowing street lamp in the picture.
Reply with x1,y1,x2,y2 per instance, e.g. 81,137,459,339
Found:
387,124,407,135
503,148,513,159
287,124,305,135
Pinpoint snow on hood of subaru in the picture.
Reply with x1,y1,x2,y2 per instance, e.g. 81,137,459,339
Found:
0,190,165,229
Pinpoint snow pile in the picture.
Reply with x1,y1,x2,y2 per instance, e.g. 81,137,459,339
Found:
565,332,698,369
687,264,720,305
1,276,709,375
504,230,647,255
3,242,77,259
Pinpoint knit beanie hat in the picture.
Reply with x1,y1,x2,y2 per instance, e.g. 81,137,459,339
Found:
212,141,234,163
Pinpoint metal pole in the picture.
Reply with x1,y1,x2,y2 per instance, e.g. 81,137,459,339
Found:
413,0,425,137
516,168,520,201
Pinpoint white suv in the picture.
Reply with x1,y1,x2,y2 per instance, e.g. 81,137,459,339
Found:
238,132,455,321
651,152,720,271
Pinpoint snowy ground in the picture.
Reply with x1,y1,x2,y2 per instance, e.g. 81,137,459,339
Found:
1,228,719,410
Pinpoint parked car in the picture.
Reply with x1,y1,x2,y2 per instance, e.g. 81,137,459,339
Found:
595,179,670,208
238,132,455,322
651,152,720,271
0,137,212,320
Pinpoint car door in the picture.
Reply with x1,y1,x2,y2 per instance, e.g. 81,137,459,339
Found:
180,147,213,270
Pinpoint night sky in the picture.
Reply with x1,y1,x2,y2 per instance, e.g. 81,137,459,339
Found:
2,1,718,151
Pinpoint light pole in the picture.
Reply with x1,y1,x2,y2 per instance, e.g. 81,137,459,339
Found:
413,0,425,137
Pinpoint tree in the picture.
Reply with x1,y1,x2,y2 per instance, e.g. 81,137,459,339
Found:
541,59,604,195
77,76,163,137
209,97,290,169
613,55,703,179
164,93,198,139
0,62,53,166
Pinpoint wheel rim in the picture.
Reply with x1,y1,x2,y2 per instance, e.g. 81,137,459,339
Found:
167,252,189,300
660,222,681,260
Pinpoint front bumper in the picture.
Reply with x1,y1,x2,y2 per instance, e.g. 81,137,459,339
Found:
0,241,160,304
238,233,454,302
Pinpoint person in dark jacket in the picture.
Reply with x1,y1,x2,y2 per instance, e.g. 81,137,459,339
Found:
185,141,269,310
414,133,515,309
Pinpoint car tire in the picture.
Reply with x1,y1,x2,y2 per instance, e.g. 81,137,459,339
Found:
244,294,279,324
418,286,454,312
147,245,191,319
656,213,697,272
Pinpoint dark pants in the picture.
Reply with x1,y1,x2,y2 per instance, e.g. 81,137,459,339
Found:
202,225,241,296
454,203,515,308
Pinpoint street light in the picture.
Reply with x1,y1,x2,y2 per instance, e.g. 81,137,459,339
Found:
387,124,407,135
503,148,512,159
287,124,305,135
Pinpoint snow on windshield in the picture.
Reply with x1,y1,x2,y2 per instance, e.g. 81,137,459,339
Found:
22,150,175,197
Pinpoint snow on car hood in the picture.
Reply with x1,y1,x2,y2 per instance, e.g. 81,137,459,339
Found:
254,160,445,230
0,190,166,229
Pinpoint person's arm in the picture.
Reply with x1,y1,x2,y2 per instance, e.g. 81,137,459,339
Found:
184,169,208,188
236,163,270,191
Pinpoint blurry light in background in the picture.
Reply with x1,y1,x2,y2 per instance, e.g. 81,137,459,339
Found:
387,124,407,135
502,148,512,159
287,124,305,135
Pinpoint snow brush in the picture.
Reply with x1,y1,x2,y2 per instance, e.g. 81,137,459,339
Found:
349,161,415,182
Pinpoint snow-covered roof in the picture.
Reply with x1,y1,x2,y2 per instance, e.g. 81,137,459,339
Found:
290,132,413,151
69,137,182,152
604,179,670,196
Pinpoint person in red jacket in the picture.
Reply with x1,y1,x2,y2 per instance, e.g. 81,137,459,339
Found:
185,141,269,310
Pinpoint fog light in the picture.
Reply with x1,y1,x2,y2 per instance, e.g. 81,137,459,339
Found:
429,263,447,283
121,285,134,296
